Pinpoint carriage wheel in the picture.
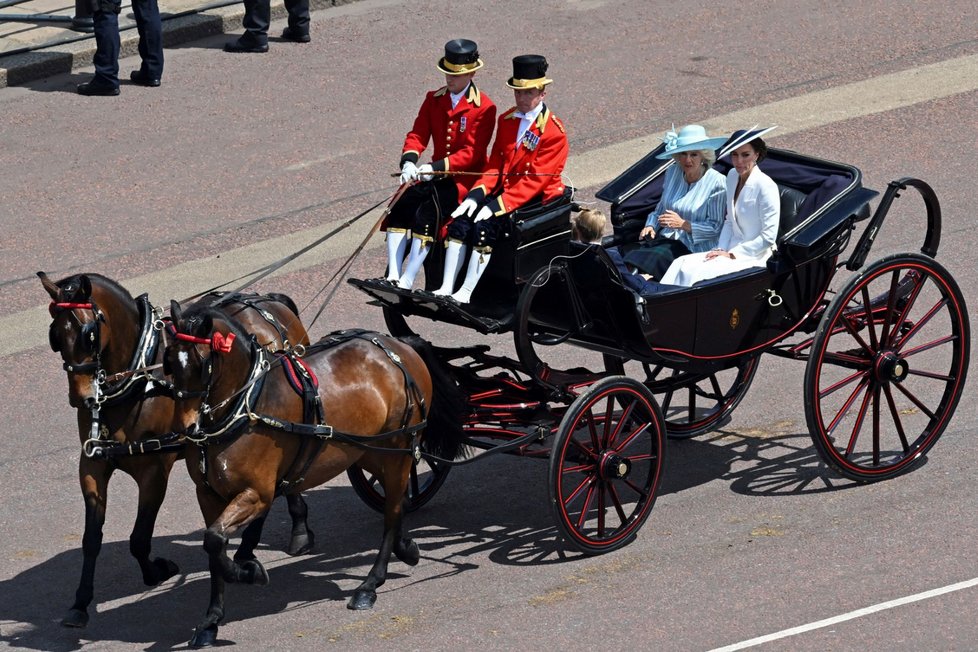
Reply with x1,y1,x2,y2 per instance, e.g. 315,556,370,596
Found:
382,305,419,339
549,376,666,555
347,457,451,513
804,253,969,482
606,356,759,438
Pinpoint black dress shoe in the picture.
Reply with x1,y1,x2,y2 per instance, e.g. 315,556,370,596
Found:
281,27,310,43
130,70,161,87
77,81,120,96
224,37,269,53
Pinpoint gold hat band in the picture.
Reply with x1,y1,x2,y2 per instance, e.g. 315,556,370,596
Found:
439,58,483,74
507,76,552,89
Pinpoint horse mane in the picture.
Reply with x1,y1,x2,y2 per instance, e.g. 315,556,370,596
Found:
399,335,468,462
55,274,136,304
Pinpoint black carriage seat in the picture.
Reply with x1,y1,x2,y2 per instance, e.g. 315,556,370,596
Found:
777,184,808,240
480,187,576,291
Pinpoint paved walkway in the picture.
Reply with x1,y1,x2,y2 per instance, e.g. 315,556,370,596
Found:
0,0,350,87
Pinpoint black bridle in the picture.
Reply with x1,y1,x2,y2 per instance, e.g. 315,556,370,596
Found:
50,297,168,458
49,301,105,376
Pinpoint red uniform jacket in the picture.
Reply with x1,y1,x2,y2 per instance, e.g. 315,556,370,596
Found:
467,104,568,216
400,82,497,202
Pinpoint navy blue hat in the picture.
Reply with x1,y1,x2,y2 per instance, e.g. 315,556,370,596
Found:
718,125,778,158
438,39,484,75
507,54,553,89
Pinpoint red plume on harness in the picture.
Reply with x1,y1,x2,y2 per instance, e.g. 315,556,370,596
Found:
173,329,236,353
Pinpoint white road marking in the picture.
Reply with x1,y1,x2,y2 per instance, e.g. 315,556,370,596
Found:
707,577,978,652
5,53,978,357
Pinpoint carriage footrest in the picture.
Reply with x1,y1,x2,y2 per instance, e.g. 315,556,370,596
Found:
348,277,515,334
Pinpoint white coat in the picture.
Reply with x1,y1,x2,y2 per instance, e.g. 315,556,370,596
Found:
661,165,781,287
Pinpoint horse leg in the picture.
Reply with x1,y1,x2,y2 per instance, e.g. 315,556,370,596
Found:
189,486,232,649
233,493,312,560
348,461,413,610
284,493,315,555
189,548,226,649
62,462,111,628
234,513,266,564
130,458,179,586
205,488,271,586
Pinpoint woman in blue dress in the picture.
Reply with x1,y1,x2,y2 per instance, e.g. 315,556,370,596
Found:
622,124,727,280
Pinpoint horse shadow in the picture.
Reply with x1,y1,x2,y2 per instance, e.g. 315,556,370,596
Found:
0,429,873,649
0,454,553,650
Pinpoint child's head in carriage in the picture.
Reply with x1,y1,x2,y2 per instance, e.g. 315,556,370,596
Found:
573,209,608,244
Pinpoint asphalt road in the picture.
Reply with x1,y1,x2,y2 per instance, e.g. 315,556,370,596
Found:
1,1,977,650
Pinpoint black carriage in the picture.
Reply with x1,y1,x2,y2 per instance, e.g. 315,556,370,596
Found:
349,142,971,555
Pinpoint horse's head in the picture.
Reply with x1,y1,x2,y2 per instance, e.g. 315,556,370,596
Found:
40,272,118,409
165,300,248,435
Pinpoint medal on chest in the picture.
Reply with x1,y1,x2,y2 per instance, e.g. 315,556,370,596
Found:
460,116,467,133
520,129,540,152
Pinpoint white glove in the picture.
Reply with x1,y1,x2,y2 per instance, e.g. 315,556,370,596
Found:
399,161,419,185
473,206,493,222
452,198,478,218
417,163,434,182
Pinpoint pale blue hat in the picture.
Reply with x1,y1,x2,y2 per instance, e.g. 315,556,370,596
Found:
655,124,728,159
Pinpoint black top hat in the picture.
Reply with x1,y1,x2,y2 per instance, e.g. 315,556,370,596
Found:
506,54,553,90
437,39,484,75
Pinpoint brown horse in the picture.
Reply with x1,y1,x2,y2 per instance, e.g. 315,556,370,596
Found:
40,272,315,628
166,301,465,648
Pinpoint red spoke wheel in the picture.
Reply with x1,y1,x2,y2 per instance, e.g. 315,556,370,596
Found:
606,357,759,438
347,457,451,513
549,376,666,554
804,253,970,482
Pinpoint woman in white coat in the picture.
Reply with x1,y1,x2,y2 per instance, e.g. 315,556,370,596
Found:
661,127,780,287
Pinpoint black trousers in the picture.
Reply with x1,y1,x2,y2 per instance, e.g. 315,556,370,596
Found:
241,0,310,43
386,178,458,241
92,0,162,86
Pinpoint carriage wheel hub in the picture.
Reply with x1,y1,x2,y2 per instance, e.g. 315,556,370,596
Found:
599,452,631,480
876,351,909,384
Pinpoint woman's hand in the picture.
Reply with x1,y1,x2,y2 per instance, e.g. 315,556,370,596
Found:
657,210,689,232
705,248,734,260
639,226,656,240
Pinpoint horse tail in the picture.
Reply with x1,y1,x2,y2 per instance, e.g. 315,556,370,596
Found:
400,335,468,462
266,292,300,317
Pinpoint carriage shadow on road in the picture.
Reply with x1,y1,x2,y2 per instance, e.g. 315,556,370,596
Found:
661,426,885,498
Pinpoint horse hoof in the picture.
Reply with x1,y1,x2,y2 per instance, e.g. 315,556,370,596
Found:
189,623,218,648
241,559,269,586
61,607,89,628
394,539,420,566
347,590,377,610
146,557,179,585
287,530,315,556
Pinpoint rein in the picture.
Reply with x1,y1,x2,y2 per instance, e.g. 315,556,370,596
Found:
390,170,565,178
303,183,412,329
179,190,399,305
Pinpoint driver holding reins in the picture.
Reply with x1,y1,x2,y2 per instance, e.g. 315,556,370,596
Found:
433,54,569,304
385,39,498,290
